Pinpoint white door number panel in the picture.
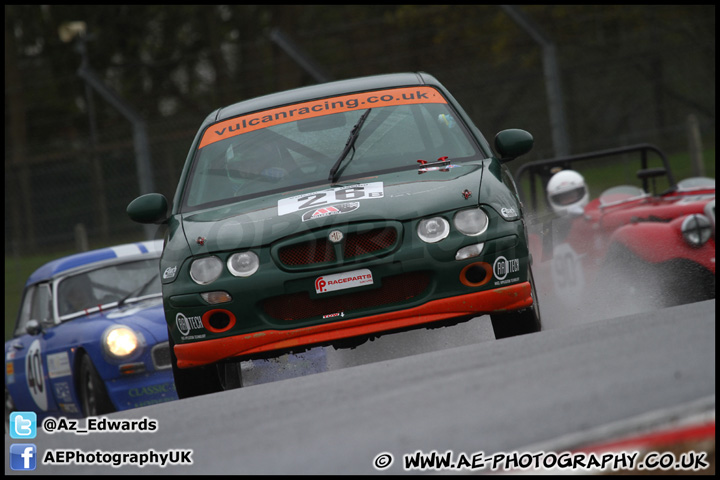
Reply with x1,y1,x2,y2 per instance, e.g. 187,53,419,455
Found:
25,339,48,411
551,242,585,306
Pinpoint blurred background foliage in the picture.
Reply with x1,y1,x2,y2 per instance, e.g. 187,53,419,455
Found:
4,5,715,256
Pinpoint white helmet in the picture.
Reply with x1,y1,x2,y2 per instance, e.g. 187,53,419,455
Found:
546,170,589,215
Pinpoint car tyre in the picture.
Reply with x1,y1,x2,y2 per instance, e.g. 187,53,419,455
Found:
218,362,243,390
168,326,223,399
79,354,115,417
491,267,542,339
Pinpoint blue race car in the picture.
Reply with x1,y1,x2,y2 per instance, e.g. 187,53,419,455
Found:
5,240,177,422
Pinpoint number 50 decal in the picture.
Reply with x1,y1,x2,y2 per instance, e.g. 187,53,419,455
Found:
278,182,384,216
551,242,585,306
25,339,48,411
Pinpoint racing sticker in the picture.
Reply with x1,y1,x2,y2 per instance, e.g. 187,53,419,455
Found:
315,269,373,294
493,256,520,286
53,381,73,403
25,339,48,411
163,265,177,279
199,86,448,148
500,206,519,219
302,202,360,222
47,351,72,379
176,312,205,340
279,182,384,216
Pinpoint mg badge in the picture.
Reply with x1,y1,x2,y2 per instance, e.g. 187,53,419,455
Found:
328,230,344,243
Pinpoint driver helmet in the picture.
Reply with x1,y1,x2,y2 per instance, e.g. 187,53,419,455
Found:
546,169,589,215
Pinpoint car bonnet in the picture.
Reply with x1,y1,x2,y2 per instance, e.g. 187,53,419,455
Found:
178,163,486,255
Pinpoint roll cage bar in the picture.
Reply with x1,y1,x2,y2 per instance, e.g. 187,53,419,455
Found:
514,144,675,213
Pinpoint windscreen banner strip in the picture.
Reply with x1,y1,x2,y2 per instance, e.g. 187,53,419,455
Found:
199,86,447,149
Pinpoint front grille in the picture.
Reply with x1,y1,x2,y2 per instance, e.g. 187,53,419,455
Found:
151,342,172,370
277,227,397,267
262,271,430,321
278,237,336,266
344,227,397,258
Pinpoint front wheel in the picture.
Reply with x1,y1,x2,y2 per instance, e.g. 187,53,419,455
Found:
491,268,542,339
168,327,223,399
79,354,115,417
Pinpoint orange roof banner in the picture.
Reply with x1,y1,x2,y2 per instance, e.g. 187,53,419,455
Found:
199,86,447,149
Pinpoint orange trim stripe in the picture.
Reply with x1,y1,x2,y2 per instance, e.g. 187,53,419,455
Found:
199,86,447,148
174,282,532,368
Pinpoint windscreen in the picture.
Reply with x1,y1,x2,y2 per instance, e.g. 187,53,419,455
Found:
57,258,161,318
182,86,482,210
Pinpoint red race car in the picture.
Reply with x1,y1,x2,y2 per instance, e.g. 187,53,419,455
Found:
516,144,714,312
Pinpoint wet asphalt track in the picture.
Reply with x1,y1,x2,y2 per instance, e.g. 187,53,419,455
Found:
5,298,714,475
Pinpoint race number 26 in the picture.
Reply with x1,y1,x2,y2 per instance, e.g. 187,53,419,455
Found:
278,182,384,215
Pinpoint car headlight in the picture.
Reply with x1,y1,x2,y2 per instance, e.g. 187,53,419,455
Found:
681,214,712,247
190,256,223,285
454,208,489,236
227,251,259,277
103,326,139,358
417,217,450,243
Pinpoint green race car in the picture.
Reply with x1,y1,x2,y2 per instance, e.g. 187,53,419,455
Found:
128,72,540,398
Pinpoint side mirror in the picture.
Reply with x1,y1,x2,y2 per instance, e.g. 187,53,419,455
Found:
26,319,42,336
494,129,534,162
127,193,169,224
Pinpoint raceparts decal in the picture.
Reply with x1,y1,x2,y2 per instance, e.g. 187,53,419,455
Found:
493,256,520,286
26,339,48,411
47,352,72,379
315,269,373,294
278,182,384,216
302,202,360,222
199,86,447,148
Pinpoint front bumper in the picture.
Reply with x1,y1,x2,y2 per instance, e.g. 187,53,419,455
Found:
174,281,532,368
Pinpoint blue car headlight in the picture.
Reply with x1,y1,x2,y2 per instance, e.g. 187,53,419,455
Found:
102,326,139,359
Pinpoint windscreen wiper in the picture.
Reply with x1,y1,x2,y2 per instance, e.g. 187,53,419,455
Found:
328,108,372,183
117,272,160,308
